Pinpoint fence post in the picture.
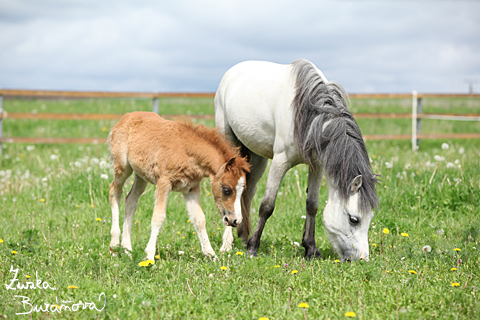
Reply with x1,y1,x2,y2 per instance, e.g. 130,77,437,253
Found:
0,95,3,155
412,91,418,151
152,97,159,114
416,95,422,147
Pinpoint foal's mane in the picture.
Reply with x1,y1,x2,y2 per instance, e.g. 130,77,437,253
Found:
177,119,250,173
291,59,378,213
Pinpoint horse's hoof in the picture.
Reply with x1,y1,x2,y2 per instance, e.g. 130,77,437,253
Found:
305,250,322,260
247,250,258,258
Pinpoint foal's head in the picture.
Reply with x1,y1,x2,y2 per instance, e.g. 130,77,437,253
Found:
211,157,250,228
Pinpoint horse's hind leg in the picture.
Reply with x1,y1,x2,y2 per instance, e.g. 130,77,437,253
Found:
121,174,148,252
109,163,133,252
247,153,290,257
302,166,323,259
184,184,217,260
145,180,170,261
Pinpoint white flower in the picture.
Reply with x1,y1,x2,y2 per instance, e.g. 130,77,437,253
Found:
437,229,444,235
446,162,455,168
99,160,109,169
433,155,445,162
42,177,48,183
178,251,185,256
113,294,117,299
385,162,393,169
26,145,35,151
91,157,100,165
301,215,306,219
293,242,300,247
454,159,460,164
422,245,432,252
100,174,109,180
459,147,465,155
209,274,214,279
441,143,449,150
50,154,58,161
74,161,82,167
0,170,5,177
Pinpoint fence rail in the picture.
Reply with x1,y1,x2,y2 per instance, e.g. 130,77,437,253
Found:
1,89,479,153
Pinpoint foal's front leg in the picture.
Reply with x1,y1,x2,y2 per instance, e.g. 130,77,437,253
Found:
145,181,170,261
220,226,234,252
183,185,217,260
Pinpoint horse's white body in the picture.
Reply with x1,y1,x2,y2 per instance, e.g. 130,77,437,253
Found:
215,60,373,261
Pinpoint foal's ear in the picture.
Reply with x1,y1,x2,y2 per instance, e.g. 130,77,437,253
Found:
350,175,363,194
224,157,236,172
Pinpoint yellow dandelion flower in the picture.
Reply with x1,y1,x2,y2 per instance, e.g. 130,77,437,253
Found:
177,231,180,235
77,205,82,208
345,311,356,317
11,250,17,255
90,204,95,208
386,270,391,273
138,261,149,267
40,199,45,202
408,270,417,274
146,259,154,265
155,255,160,260
298,302,309,308
291,270,298,274
193,231,196,235
220,266,227,270
259,317,269,320
212,232,216,235
187,220,190,223
236,251,244,255
217,227,221,230
334,259,341,263
383,228,390,234
274,265,280,268
451,282,460,287
0,239,3,243
372,243,377,248
102,127,107,132
372,154,377,159
450,268,457,271
401,233,409,237
207,192,211,196
182,236,185,239
68,285,78,289
453,248,461,252
95,218,101,222
26,275,31,279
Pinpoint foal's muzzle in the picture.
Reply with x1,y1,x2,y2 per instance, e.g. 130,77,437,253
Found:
223,216,238,227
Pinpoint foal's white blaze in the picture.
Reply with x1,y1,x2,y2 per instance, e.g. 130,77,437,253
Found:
323,182,373,262
234,176,245,223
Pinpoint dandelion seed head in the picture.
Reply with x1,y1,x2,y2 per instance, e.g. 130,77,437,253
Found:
441,143,449,150
422,245,432,252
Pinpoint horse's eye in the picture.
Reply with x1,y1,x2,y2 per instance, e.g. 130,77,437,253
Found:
349,215,360,225
222,186,233,196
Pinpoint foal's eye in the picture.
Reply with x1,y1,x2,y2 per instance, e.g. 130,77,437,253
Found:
349,215,360,225
222,186,233,196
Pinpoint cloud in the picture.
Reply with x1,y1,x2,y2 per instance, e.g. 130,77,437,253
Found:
0,0,479,93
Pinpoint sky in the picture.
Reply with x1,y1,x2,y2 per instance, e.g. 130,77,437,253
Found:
0,0,479,94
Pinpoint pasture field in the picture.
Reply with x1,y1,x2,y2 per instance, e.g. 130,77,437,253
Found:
1,97,479,319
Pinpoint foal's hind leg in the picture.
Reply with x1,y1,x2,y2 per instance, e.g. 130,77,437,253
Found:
184,184,217,260
247,153,290,257
145,180,170,261
302,166,324,259
109,164,133,251
121,174,148,252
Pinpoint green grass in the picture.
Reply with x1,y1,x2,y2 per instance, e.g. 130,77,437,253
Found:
0,98,479,319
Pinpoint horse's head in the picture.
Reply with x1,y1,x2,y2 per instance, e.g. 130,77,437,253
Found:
323,175,374,262
212,157,250,228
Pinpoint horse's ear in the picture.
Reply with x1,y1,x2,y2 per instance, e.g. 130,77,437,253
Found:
225,157,236,172
350,175,363,194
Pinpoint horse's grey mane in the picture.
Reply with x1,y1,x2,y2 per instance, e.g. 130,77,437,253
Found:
291,59,379,213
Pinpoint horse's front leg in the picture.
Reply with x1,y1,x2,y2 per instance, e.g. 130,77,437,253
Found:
145,181,170,261
247,154,290,257
302,166,323,259
184,185,217,260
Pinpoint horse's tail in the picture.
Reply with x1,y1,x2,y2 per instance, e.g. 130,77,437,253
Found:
239,188,251,242
290,59,350,168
